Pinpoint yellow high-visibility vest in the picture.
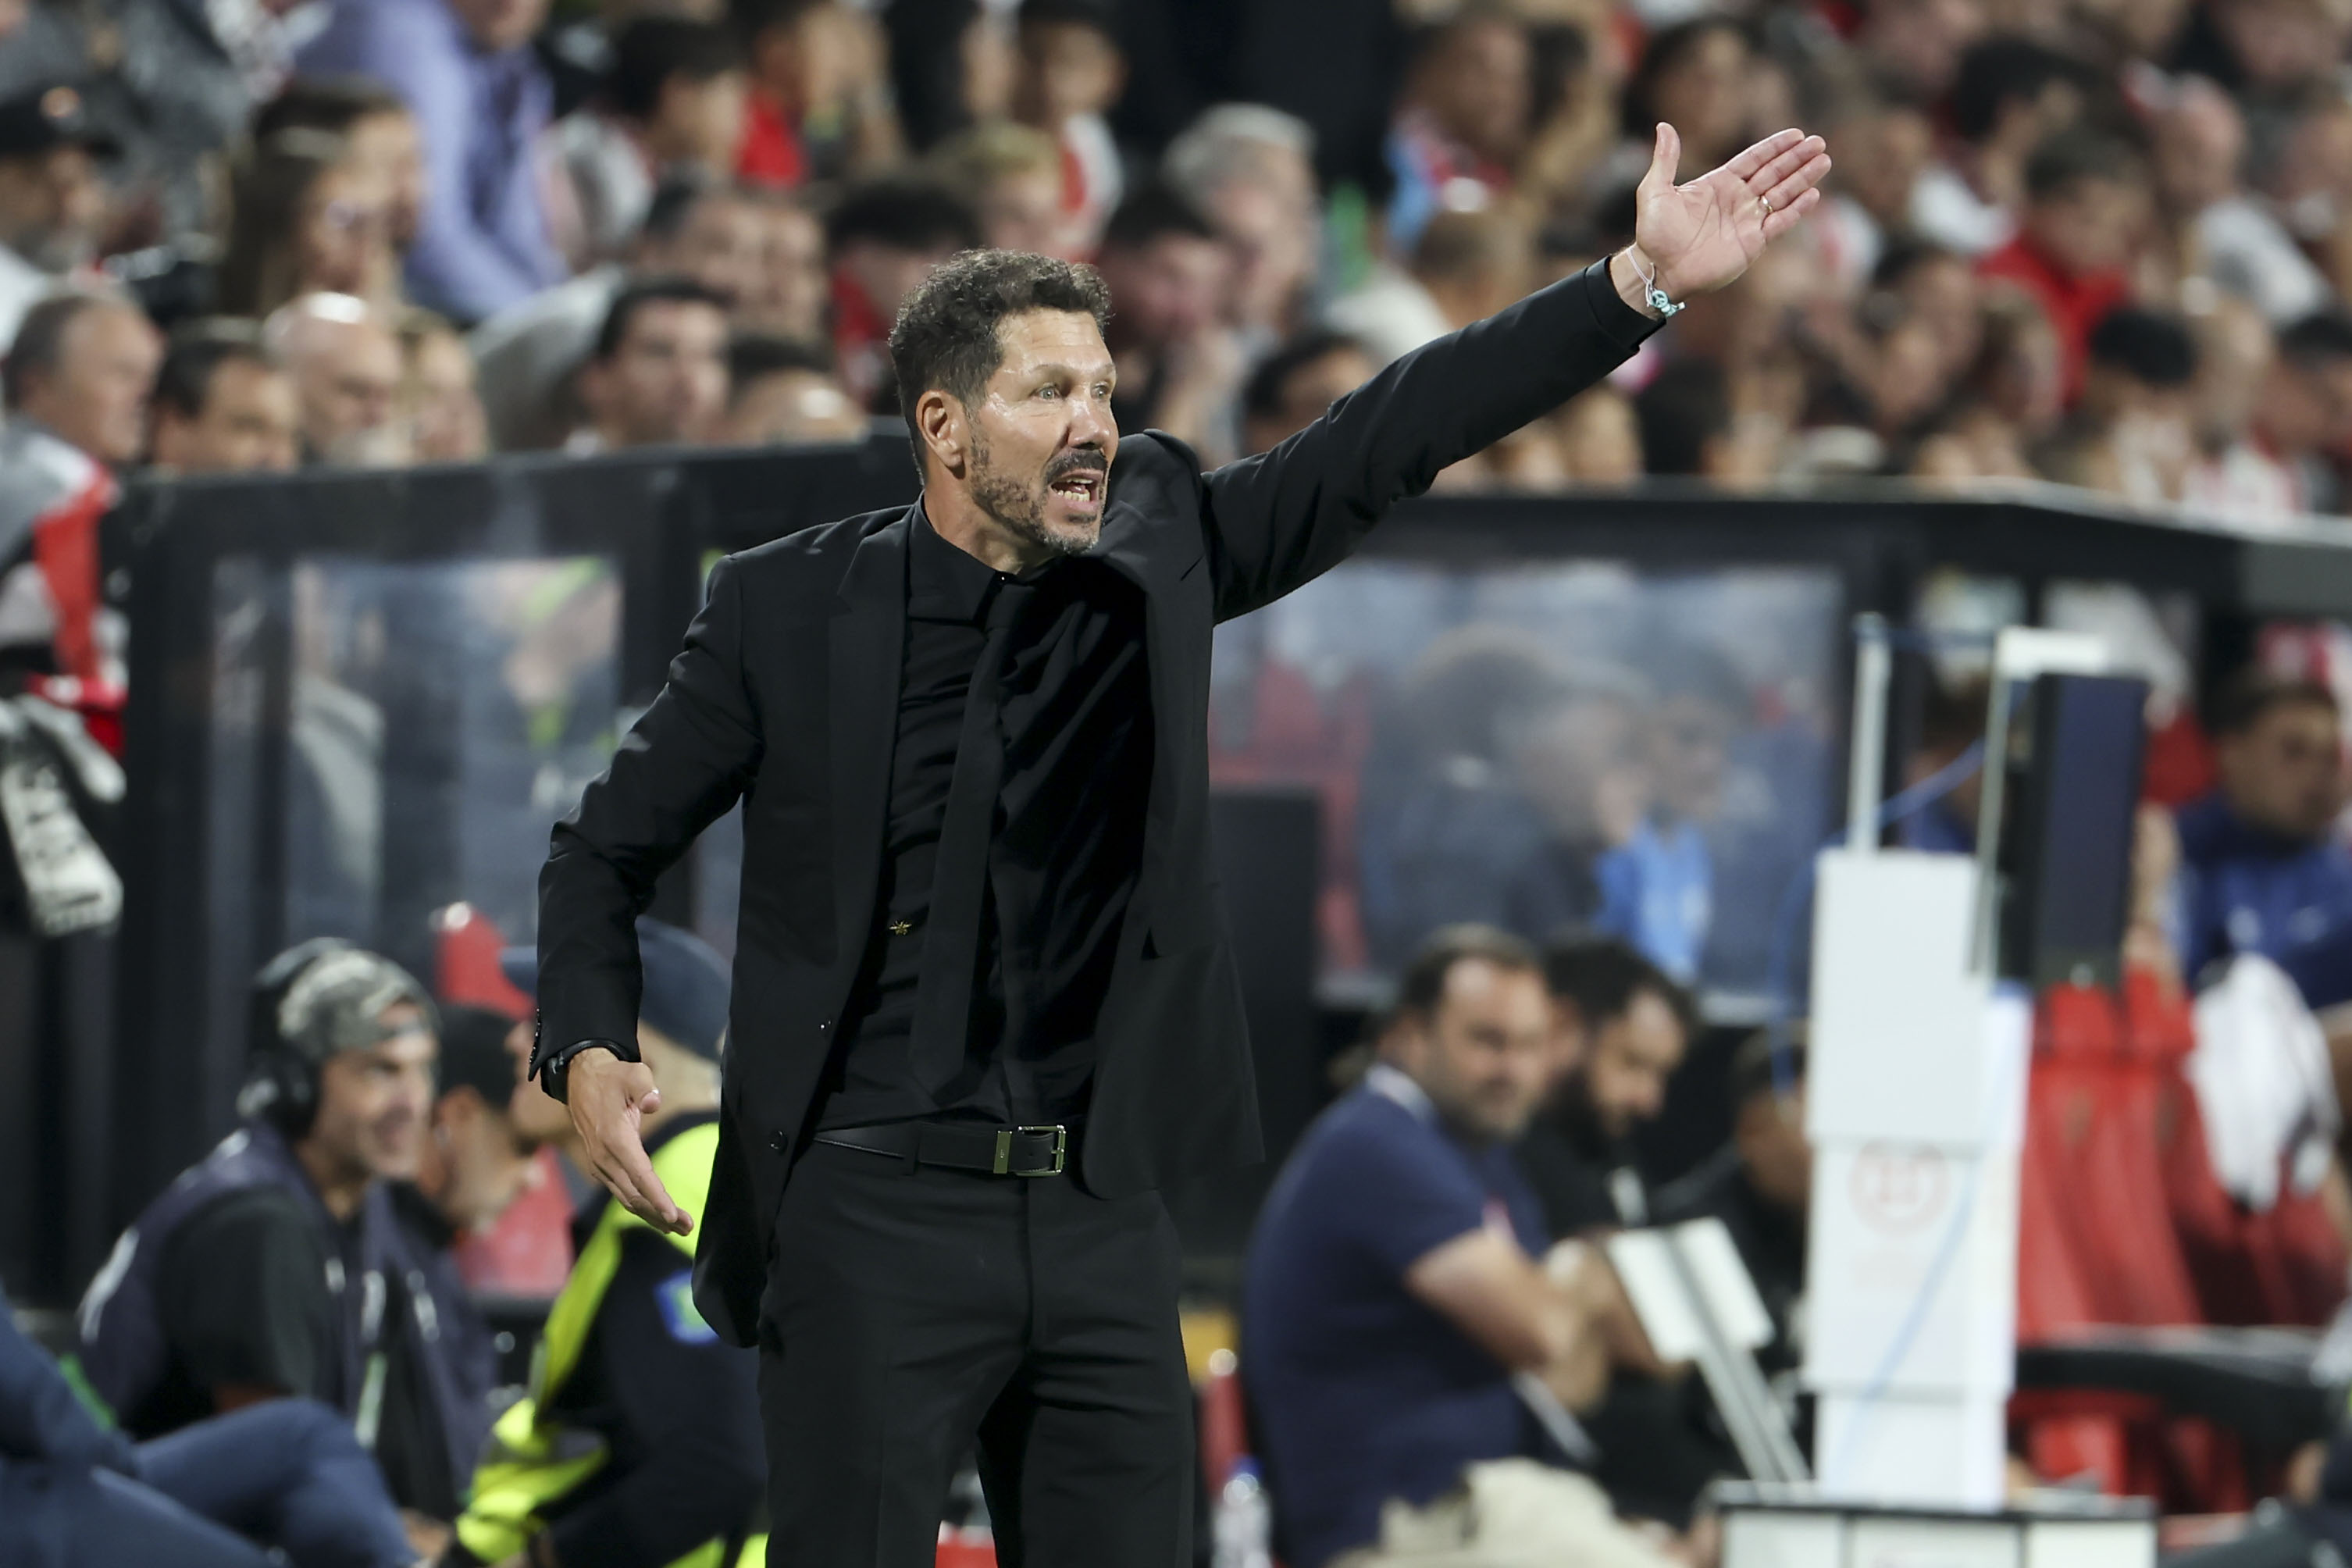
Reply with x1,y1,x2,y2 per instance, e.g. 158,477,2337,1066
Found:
454,1121,764,1568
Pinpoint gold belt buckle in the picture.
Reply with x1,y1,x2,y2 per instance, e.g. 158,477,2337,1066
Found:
993,1124,1068,1176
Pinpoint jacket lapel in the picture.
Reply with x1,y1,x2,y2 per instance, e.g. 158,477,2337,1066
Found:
827,509,909,973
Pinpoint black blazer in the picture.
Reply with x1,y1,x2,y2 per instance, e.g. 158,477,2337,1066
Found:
537,261,1659,1344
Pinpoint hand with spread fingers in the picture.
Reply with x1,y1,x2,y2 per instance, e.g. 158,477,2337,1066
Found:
1623,122,1832,308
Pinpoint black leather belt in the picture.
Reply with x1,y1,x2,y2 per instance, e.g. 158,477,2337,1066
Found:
813,1120,1077,1177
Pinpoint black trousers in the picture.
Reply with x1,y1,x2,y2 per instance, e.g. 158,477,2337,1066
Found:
759,1140,1195,1566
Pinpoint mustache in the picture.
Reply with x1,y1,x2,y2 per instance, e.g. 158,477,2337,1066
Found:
1045,450,1109,484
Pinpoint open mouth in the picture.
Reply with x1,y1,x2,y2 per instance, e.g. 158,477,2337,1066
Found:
1048,471,1104,507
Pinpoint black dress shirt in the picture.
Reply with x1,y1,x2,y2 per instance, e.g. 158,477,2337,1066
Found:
815,509,1153,1128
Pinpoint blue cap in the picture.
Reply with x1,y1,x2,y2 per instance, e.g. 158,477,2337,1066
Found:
501,918,731,1060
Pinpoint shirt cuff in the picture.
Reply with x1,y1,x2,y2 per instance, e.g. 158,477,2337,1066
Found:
1579,256,1666,356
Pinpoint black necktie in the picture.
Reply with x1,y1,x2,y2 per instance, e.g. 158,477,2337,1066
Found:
909,579,1029,1099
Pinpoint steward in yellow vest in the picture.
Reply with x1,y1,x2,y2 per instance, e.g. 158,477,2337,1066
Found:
447,919,764,1568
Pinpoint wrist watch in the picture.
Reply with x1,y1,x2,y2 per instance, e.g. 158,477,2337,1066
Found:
533,1034,639,1104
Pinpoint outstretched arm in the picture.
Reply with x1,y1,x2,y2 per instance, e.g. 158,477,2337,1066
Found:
1199,124,1829,622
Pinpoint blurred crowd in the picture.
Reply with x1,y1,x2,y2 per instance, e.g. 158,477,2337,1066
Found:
0,0,2345,521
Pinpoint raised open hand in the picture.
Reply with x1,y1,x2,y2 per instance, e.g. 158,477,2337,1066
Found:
1633,123,1831,303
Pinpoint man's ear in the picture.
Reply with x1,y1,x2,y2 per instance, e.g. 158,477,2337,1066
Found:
916,387,966,478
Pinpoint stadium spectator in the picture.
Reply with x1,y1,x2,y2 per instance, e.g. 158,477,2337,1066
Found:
1653,1031,1811,1370
0,84,112,345
265,294,408,467
1164,103,1323,345
2185,296,2299,519
824,173,979,410
1978,134,2146,401
1239,330,1376,456
77,942,483,1527
252,78,429,261
927,119,1082,260
1595,643,1743,982
736,0,904,191
0,293,159,690
742,190,830,340
1330,205,1534,368
297,0,567,323
1515,936,1695,1238
1634,356,1738,483
1012,0,1126,247
1816,87,1937,290
718,331,863,445
1093,178,1242,461
444,920,764,1568
2153,74,2331,326
2252,310,2352,514
469,175,772,452
572,275,730,452
147,317,299,475
1243,925,1670,1568
554,16,748,268
397,309,489,463
0,1277,416,1568
1622,18,1757,183
2176,668,2352,984
1553,386,1644,486
1384,5,1531,258
214,129,403,320
1913,39,2088,258
2041,306,2200,503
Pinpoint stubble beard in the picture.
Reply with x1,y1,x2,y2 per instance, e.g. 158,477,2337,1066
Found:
968,425,1099,558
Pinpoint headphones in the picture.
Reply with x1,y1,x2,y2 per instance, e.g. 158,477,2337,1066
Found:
236,937,356,1139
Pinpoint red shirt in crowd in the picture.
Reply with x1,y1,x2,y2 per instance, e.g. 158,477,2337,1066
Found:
1977,233,2129,405
737,91,805,188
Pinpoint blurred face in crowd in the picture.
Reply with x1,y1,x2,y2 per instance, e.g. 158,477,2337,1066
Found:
2214,0,2344,91
640,189,768,309
1859,0,1985,96
2154,80,2245,212
1559,988,1690,1142
738,201,829,339
1894,253,1981,382
0,145,103,273
1096,230,1228,351
1390,957,1554,1144
2219,697,2345,843
407,326,488,462
719,365,864,445
298,160,395,301
1413,15,1531,166
923,308,1115,557
22,301,162,467
1204,170,1318,337
977,162,1078,260
2258,345,2352,460
2026,173,2141,280
1555,387,1642,484
281,311,406,465
1834,102,1932,228
417,1084,540,1232
2193,298,2272,449
1648,690,1734,824
346,108,426,251
450,0,549,53
584,297,729,447
1737,1082,1811,1214
1649,24,1753,168
1242,340,1374,455
754,2,889,118
301,1003,436,1188
1014,19,1126,127
1514,690,1645,846
150,354,299,474
1872,315,1950,434
650,67,750,171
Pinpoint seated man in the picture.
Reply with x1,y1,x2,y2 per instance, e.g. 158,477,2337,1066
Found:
446,918,763,1568
4,1275,414,1568
79,941,483,1531
1653,1031,1811,1374
1243,925,1671,1568
2176,668,2352,989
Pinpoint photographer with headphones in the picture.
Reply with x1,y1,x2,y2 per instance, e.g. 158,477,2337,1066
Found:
77,941,489,1556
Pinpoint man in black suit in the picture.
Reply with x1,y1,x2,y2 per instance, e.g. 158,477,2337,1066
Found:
532,121,1830,1566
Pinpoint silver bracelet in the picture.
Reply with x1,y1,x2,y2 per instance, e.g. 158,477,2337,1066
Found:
1627,249,1684,319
